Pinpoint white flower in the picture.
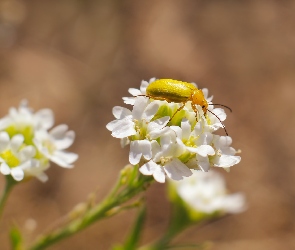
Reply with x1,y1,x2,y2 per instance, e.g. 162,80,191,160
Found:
33,125,78,168
0,101,78,182
171,119,215,172
139,130,193,183
0,132,39,181
107,96,174,146
211,136,241,168
107,78,241,183
172,170,246,214
0,100,54,132
175,119,241,171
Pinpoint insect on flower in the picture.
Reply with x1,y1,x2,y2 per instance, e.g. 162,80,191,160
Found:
140,79,231,135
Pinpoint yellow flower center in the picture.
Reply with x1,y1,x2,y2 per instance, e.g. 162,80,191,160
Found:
6,125,34,145
0,150,20,168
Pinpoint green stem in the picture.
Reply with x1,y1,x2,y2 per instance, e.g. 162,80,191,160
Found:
0,176,16,221
121,204,146,250
28,168,152,250
140,202,192,250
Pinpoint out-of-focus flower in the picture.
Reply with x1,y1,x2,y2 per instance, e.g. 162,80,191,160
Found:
170,170,246,217
33,125,77,168
0,101,78,182
107,78,241,183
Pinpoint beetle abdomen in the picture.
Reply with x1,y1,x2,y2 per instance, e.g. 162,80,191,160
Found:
146,79,194,102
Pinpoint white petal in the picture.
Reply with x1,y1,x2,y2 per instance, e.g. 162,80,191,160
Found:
11,134,24,152
211,108,226,121
149,126,170,140
151,140,161,156
148,117,170,132
193,121,203,136
140,161,166,182
129,141,142,165
139,160,158,175
11,167,24,181
106,119,122,131
19,159,37,170
142,102,159,121
56,131,75,150
0,131,9,151
141,79,152,92
174,138,187,156
220,136,233,147
213,155,241,168
123,97,135,105
128,88,142,96
153,167,166,183
0,117,11,131
193,145,215,157
197,132,213,145
139,140,152,160
0,162,10,175
50,126,75,150
36,173,49,182
112,106,132,119
181,119,191,140
170,126,182,138
202,88,213,102
159,135,184,158
196,155,211,172
164,159,192,181
108,118,136,138
132,97,149,120
19,146,36,161
160,130,176,150
32,136,43,152
51,151,78,168
202,88,208,98
50,124,68,137
58,151,78,164
9,107,18,117
18,100,31,115
148,126,171,139
34,109,54,130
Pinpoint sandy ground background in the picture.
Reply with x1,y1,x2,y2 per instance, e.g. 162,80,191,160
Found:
0,0,295,249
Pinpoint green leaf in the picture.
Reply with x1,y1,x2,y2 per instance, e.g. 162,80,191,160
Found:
10,225,23,250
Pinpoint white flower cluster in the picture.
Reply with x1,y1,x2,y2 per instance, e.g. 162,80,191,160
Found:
107,78,241,183
171,170,246,214
0,100,78,182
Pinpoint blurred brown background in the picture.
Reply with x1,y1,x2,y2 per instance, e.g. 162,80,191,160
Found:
0,0,295,249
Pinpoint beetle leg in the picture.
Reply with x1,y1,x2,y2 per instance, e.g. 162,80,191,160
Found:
191,103,199,120
170,102,186,122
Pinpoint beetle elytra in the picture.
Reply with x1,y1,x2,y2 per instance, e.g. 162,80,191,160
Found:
141,79,231,135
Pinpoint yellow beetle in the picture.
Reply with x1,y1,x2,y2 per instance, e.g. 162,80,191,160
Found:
146,79,208,115
142,79,231,135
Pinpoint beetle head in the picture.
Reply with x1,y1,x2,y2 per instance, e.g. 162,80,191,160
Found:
192,89,208,113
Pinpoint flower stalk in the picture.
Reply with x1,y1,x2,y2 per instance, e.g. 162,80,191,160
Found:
28,165,153,250
0,176,17,221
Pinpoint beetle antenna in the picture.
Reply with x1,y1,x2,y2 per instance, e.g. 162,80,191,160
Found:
207,109,229,136
208,103,232,112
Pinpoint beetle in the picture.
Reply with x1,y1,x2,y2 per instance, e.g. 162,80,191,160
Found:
141,79,231,135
